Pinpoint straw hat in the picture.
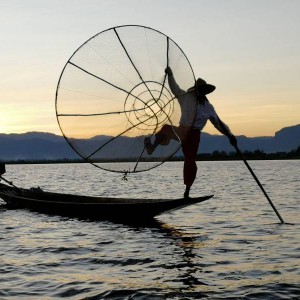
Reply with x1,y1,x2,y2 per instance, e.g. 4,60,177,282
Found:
187,78,216,95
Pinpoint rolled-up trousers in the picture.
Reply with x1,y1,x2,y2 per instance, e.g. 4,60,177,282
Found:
182,129,201,187
156,125,201,187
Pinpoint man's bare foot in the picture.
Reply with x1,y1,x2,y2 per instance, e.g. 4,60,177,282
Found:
144,137,154,155
184,186,191,199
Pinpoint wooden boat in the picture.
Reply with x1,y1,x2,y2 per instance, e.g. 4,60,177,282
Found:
0,182,214,220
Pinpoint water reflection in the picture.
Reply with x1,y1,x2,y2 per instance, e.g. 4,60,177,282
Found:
0,161,299,299
112,218,213,295
160,222,210,289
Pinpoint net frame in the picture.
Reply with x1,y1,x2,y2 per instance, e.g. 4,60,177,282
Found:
55,25,196,173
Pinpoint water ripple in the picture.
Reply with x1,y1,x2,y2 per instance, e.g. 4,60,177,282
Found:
0,161,299,299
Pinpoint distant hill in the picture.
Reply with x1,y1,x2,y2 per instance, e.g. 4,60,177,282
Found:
0,124,299,161
0,132,77,161
200,124,300,154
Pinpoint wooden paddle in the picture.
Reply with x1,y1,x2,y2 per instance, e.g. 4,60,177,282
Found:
233,144,285,224
0,163,20,190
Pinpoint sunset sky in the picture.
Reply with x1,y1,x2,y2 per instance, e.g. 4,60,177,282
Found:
1,0,299,137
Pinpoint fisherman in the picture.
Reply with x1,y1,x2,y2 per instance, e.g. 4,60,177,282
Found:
144,67,237,199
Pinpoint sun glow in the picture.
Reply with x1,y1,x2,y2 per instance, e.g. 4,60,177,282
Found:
1,1,299,139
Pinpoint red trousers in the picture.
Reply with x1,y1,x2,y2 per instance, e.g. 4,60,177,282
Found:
182,129,201,187
156,125,200,187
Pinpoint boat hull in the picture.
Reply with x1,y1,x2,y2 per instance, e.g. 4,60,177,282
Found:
0,183,214,220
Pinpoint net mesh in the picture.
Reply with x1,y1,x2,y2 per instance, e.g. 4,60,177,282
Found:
55,25,195,173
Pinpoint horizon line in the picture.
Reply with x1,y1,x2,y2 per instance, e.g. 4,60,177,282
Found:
0,123,299,139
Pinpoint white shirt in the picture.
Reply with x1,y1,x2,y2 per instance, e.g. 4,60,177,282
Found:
168,74,232,136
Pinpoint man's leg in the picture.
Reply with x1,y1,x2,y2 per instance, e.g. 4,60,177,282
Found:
182,130,201,198
144,124,178,155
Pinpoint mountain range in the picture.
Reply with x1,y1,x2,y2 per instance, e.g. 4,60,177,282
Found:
0,124,299,161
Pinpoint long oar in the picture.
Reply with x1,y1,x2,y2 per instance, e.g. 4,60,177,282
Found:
233,144,285,224
0,163,21,190
0,175,20,190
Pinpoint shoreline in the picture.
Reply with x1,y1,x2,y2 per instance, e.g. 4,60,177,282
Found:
2,157,299,165
1,147,299,165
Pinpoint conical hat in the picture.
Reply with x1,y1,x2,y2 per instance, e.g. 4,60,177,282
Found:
187,78,216,95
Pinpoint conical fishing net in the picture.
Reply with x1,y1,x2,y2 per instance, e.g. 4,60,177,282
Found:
55,25,195,173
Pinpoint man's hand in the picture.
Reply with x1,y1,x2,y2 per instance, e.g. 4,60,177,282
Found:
165,66,173,76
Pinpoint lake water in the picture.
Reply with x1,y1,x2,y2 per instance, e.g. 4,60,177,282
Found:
0,160,299,299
